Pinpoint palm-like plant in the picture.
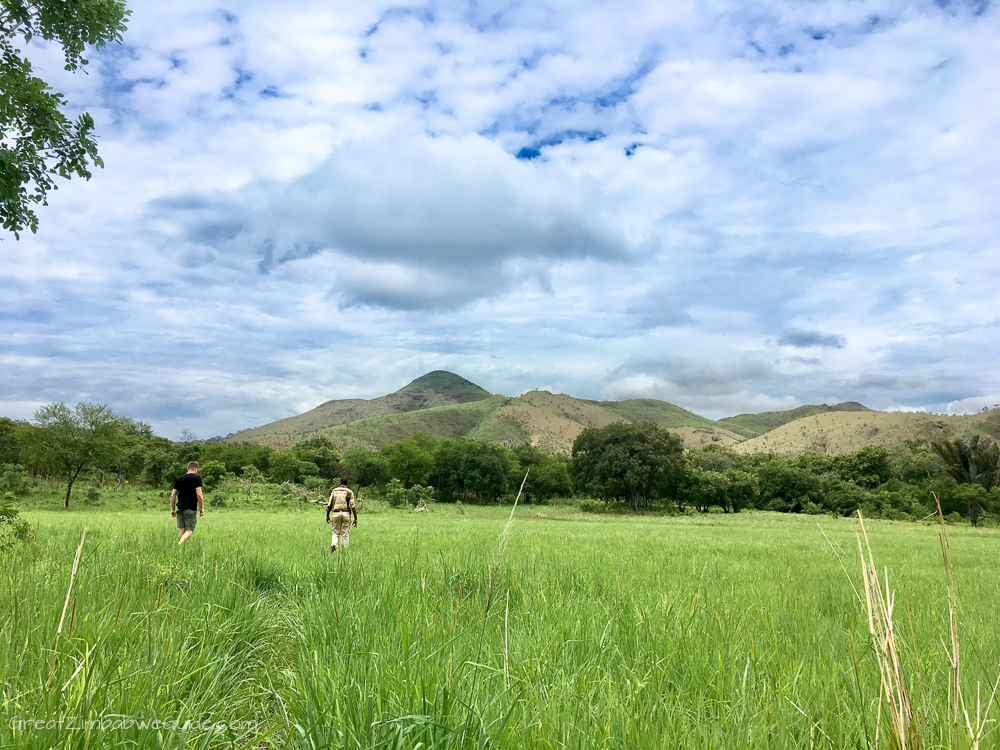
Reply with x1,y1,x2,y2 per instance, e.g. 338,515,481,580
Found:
930,434,999,489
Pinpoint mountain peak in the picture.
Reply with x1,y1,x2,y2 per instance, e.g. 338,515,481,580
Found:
397,371,492,403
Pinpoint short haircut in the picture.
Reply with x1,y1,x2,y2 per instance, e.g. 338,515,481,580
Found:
339,478,347,485
187,461,199,470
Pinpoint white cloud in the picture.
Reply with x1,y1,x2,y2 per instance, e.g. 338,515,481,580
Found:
947,393,1000,415
3,0,1000,436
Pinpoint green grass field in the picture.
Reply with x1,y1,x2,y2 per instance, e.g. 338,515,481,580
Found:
3,504,1000,749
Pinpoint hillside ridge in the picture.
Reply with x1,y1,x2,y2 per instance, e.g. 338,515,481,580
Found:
230,371,1000,456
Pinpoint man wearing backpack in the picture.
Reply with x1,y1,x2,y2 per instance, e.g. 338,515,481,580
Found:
326,478,358,552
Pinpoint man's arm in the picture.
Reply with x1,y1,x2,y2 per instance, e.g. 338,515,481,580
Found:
326,489,334,524
196,487,204,516
170,489,178,517
350,490,358,527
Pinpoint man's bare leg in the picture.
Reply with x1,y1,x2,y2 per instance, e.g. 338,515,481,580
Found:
179,530,193,545
177,528,184,544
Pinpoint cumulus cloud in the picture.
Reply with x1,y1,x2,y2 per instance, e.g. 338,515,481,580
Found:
2,0,1000,435
947,393,1000,415
602,356,801,417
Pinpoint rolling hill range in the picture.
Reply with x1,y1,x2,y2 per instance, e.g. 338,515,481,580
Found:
229,371,743,452
732,408,1000,456
229,370,1000,455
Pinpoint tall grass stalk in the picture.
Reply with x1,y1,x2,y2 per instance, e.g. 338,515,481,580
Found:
933,492,1000,750
824,500,1000,750
45,527,86,692
462,469,528,746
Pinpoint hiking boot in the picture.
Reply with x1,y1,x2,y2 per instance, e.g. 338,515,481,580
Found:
330,545,337,553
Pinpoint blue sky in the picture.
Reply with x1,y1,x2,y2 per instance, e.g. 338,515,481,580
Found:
2,0,999,438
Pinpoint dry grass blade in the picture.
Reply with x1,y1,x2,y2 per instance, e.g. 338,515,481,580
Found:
46,527,87,692
854,511,920,750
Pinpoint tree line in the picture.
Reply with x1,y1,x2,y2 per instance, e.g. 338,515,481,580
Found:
2,403,998,523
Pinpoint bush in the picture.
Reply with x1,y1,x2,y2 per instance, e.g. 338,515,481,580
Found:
384,478,407,507
198,460,227,490
577,499,608,513
801,501,825,515
84,486,102,506
303,476,328,492
0,464,29,496
0,493,31,550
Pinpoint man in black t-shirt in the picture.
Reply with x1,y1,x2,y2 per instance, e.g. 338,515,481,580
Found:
171,461,204,545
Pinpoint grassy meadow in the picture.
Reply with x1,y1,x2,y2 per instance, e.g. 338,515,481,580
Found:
3,503,1000,749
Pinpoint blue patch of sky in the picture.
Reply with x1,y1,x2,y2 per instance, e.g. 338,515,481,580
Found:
415,90,438,108
515,129,606,160
520,50,545,71
594,46,661,109
221,66,254,100
366,6,435,37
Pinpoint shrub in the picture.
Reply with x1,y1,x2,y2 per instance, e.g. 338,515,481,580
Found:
384,478,406,507
577,499,607,514
302,476,328,492
0,464,29,496
0,493,31,550
84,486,102,506
198,460,227,490
801,501,825,515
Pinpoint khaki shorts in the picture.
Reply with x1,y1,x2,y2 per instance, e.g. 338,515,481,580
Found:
176,509,198,531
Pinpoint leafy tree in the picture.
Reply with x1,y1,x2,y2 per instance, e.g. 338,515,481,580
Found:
198,460,227,491
892,443,946,485
268,450,309,484
0,0,130,236
757,457,822,513
688,444,738,474
572,422,684,512
833,445,893,489
0,417,26,463
459,441,517,503
429,438,466,501
341,446,386,487
139,437,177,487
381,437,434,488
24,402,135,507
721,468,758,512
686,467,725,513
293,436,340,479
931,435,999,490
200,441,274,475
513,444,572,502
951,484,989,527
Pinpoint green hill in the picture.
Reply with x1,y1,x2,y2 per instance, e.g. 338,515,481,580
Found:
229,370,492,445
586,398,721,430
717,402,873,438
233,371,950,456
399,370,491,403
322,397,506,449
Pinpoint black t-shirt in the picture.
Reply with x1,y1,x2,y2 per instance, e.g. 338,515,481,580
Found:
173,473,203,510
